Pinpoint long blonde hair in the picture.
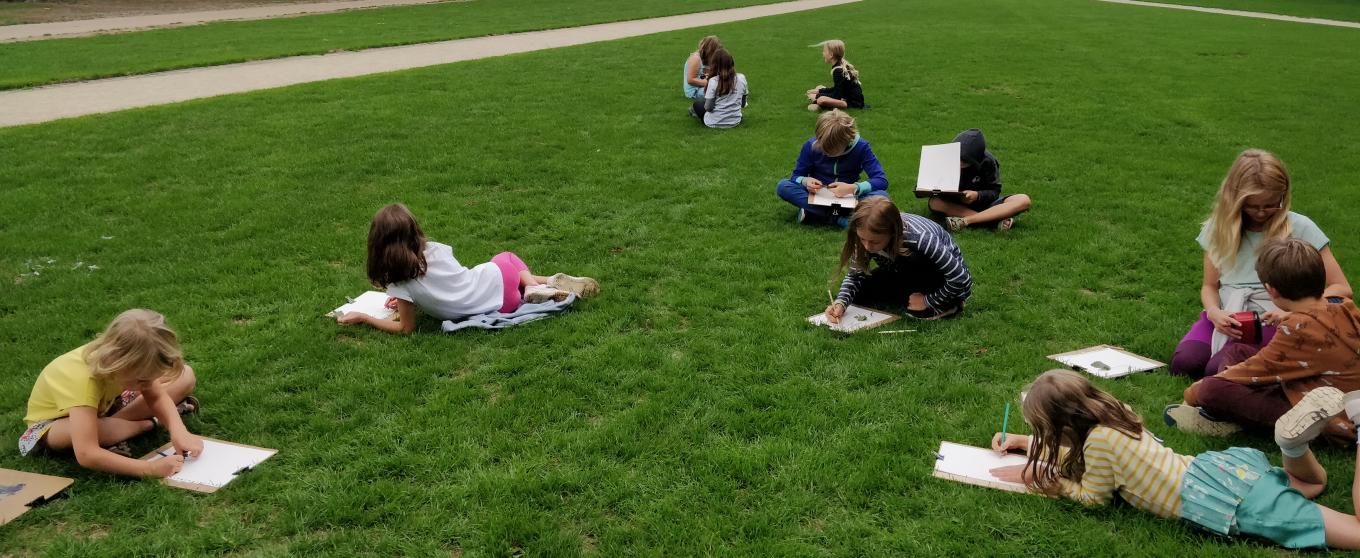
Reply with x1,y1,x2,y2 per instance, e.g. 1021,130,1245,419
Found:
84,309,185,383
1020,370,1144,496
816,40,860,83
1204,149,1293,270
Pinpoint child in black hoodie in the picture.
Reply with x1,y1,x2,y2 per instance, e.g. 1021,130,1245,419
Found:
927,129,1032,231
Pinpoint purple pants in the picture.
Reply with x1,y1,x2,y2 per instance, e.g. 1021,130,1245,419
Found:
1192,343,1289,433
1169,311,1276,379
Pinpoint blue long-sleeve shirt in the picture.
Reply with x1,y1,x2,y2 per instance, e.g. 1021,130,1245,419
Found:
789,136,888,197
835,213,973,312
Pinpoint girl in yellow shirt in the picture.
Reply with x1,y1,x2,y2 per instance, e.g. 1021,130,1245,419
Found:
20,309,202,478
990,369,1360,550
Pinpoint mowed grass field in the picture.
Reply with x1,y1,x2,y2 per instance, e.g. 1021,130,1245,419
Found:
3,0,1360,555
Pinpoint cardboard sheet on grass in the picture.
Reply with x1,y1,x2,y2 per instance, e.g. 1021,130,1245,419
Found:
0,468,72,524
140,438,276,493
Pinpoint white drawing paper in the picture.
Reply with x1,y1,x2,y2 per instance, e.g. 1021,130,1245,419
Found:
807,305,895,333
807,187,859,209
1050,346,1163,379
933,441,1029,493
150,440,276,489
332,290,395,320
915,142,962,194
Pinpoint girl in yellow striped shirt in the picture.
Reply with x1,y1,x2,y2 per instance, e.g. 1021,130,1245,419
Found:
990,369,1360,550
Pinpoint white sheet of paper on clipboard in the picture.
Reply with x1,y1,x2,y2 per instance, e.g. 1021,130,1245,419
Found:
1048,345,1165,379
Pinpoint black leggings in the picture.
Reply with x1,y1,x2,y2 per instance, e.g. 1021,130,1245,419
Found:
852,252,949,318
690,100,706,119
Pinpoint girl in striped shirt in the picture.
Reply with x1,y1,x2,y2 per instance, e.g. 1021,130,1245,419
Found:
991,369,1360,550
823,198,971,321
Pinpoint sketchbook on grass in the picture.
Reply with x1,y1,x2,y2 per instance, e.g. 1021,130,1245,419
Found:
0,468,73,525
139,438,277,493
331,290,395,320
807,187,859,210
807,304,899,333
1049,345,1165,379
933,441,1034,495
913,142,963,198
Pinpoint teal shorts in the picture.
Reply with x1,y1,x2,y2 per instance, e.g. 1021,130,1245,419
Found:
1180,447,1326,549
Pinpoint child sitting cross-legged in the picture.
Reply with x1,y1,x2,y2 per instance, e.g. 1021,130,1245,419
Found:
775,110,888,228
1165,238,1360,445
993,369,1360,550
20,309,202,478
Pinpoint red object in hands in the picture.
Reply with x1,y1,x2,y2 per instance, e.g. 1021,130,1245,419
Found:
1232,311,1261,344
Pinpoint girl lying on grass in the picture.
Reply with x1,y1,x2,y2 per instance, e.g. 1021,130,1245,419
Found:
20,309,201,478
991,369,1360,550
823,197,971,321
338,204,599,334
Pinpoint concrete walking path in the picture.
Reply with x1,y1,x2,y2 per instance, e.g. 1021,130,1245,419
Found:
1098,0,1360,29
0,0,455,43
0,0,857,128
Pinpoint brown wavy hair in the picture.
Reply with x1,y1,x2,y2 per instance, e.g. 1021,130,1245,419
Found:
1020,370,1144,495
366,203,427,288
709,48,737,97
697,36,722,67
838,197,906,278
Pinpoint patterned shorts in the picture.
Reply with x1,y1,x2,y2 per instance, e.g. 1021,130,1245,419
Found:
17,390,138,456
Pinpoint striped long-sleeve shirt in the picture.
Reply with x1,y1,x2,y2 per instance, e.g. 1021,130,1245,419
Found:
1056,426,1194,518
835,213,972,312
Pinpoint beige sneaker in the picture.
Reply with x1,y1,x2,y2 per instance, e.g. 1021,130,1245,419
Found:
807,103,822,112
548,273,600,298
523,284,568,304
1163,404,1241,437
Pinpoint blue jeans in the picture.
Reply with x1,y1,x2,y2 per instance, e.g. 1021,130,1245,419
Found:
775,179,888,224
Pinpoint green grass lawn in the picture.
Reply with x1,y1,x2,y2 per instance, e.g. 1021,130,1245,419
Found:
0,0,784,91
1154,0,1360,22
2,0,1360,555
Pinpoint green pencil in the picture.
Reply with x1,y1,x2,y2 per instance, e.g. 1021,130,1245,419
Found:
1001,401,1011,445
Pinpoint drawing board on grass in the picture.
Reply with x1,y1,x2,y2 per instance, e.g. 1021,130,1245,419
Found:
0,469,72,525
1049,345,1164,379
914,142,963,198
807,187,858,210
933,441,1032,495
332,290,395,320
807,304,899,333
139,438,276,493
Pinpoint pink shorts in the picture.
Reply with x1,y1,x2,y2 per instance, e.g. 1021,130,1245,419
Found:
491,252,528,313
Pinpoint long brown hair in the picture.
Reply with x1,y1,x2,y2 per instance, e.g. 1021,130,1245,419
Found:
709,49,737,96
838,197,906,277
1204,149,1292,270
366,203,427,288
1020,370,1144,495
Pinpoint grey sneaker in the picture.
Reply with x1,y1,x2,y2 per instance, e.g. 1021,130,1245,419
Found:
547,274,599,299
523,284,568,304
945,216,967,232
1276,387,1344,451
1163,404,1241,436
998,217,1015,232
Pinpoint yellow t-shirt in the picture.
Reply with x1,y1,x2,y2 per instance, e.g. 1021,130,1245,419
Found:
24,344,123,425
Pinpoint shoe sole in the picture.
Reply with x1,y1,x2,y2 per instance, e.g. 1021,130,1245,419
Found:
551,275,599,298
1163,404,1240,437
1276,387,1344,445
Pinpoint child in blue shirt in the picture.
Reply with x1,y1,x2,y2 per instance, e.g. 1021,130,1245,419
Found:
775,110,889,228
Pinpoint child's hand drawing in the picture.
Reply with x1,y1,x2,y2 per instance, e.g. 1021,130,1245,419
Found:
991,432,1029,454
803,178,824,193
147,454,184,478
824,302,845,324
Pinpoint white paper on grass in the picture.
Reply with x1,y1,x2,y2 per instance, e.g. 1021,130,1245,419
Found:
332,291,395,320
150,440,275,488
807,305,894,332
934,441,1028,491
807,187,859,208
1051,346,1163,379
915,142,962,194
